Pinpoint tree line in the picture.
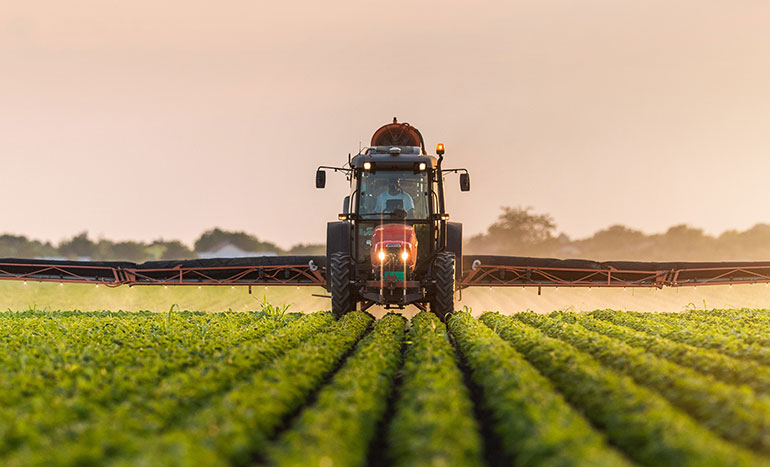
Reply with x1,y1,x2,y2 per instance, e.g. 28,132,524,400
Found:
0,228,324,262
2,208,770,262
466,206,770,261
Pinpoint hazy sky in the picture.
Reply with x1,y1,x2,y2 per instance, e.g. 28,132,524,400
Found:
2,1,770,248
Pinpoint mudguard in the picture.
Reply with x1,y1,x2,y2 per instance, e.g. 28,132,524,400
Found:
447,222,463,281
326,221,352,287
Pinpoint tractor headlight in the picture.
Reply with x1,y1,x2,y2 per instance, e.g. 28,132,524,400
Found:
378,250,386,262
401,251,409,261
363,161,372,171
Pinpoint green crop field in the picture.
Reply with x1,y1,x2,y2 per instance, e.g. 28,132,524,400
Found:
3,308,770,466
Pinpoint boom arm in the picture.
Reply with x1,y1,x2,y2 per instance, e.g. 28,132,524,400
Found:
2,256,770,289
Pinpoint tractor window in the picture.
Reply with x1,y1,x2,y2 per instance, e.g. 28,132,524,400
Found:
359,171,429,220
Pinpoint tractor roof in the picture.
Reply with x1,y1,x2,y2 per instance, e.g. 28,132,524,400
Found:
350,151,438,170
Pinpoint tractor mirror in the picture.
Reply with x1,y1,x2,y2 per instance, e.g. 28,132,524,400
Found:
342,196,350,214
460,173,471,192
316,169,326,189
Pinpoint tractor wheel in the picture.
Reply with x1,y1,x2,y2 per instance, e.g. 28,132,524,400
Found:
431,252,455,322
330,252,354,319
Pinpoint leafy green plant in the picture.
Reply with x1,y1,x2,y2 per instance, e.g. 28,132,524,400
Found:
449,311,629,466
592,309,770,364
267,313,405,467
518,311,770,455
388,312,484,467
568,311,770,395
257,294,292,317
1,311,329,464
481,312,762,466
124,311,373,466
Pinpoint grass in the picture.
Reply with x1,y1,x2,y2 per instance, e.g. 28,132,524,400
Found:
0,281,328,313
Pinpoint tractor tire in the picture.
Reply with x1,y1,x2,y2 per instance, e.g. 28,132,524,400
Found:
330,252,354,319
431,252,455,322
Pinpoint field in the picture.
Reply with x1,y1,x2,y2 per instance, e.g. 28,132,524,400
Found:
3,280,770,315
3,308,770,466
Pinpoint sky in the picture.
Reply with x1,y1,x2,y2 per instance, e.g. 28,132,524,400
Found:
1,1,770,249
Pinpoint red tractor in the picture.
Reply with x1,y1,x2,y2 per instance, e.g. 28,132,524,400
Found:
316,119,470,320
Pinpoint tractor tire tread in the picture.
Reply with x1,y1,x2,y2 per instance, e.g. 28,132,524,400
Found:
330,252,353,319
432,251,455,321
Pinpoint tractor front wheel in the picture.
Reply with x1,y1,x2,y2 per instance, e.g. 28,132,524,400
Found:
431,252,455,321
329,252,354,319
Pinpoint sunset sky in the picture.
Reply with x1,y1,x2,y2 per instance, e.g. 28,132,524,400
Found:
2,1,770,248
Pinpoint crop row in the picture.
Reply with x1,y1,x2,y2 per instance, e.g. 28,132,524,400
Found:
517,311,770,455
627,311,770,347
388,312,484,467
591,309,770,365
5,308,770,466
0,312,297,454
651,309,770,328
266,313,405,467
479,312,762,466
0,311,289,405
448,312,629,466
566,312,770,395
122,310,373,466
4,311,335,465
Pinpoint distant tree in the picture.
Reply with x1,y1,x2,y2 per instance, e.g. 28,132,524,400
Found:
194,228,282,254
0,234,56,258
651,224,714,261
71,238,147,262
287,243,325,255
715,224,770,261
466,206,559,255
58,232,97,259
108,241,147,262
150,240,195,260
572,225,650,260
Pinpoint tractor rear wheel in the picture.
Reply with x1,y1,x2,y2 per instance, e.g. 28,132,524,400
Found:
431,252,455,321
329,252,354,319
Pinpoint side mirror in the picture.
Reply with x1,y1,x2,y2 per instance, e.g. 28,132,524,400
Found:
316,169,326,189
342,196,350,214
460,173,470,192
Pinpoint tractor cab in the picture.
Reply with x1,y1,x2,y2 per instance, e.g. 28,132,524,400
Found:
316,118,470,320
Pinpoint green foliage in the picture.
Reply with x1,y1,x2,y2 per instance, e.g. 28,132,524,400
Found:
57,231,96,258
519,311,770,455
257,294,292,317
464,206,770,260
592,309,770,365
466,206,558,256
148,239,195,260
449,311,629,466
628,309,770,346
126,311,373,465
267,313,405,467
0,228,310,260
5,308,770,465
1,311,329,465
566,311,770,395
387,312,484,467
480,312,763,466
0,234,56,258
285,242,325,255
193,227,282,254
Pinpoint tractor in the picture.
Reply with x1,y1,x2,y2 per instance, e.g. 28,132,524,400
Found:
315,118,470,320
